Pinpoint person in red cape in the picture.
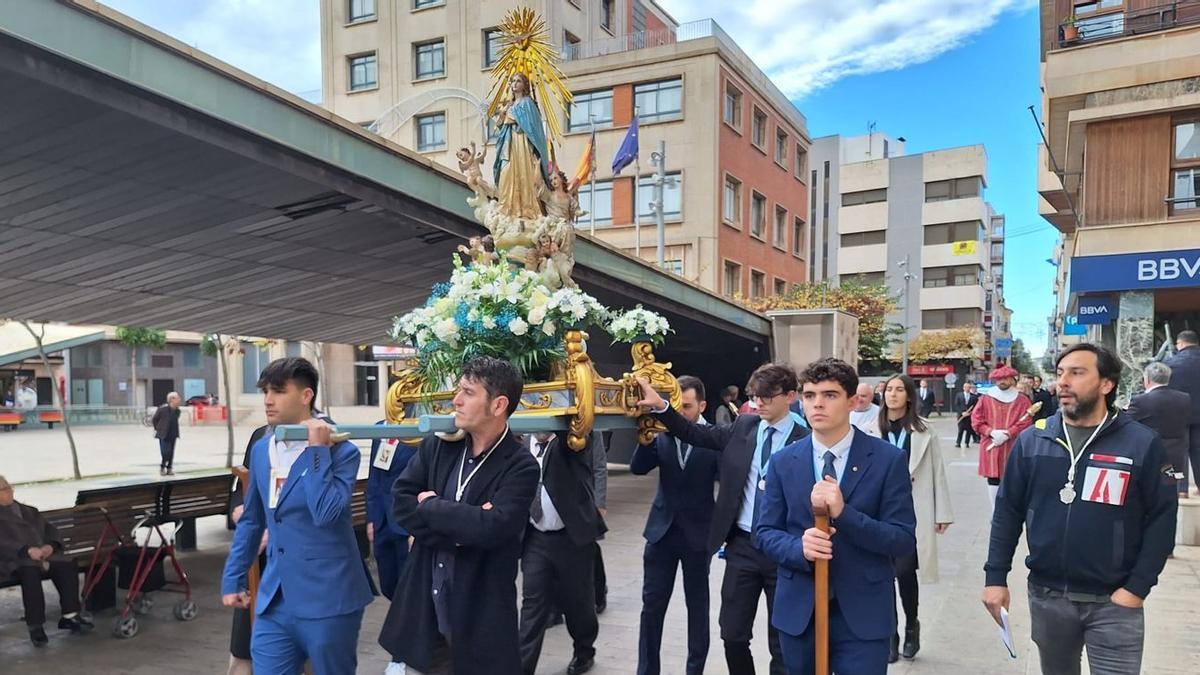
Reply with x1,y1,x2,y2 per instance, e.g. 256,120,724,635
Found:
972,365,1034,510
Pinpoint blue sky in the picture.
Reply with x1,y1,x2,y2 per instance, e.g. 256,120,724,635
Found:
101,0,1056,353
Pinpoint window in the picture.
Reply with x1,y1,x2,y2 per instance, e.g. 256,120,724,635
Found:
182,345,201,368
795,144,808,179
841,188,887,206
562,31,581,60
632,0,647,32
600,0,615,32
413,0,443,8
663,259,684,276
773,205,787,249
752,108,767,148
286,341,304,358
348,53,377,91
774,278,788,296
483,29,503,68
579,179,613,227
840,230,886,247
924,176,981,202
775,128,788,165
637,172,683,222
922,264,981,288
750,192,766,238
723,260,742,297
150,354,173,368
348,0,375,21
634,79,682,123
569,89,613,131
751,270,766,299
922,308,980,330
990,241,1004,260
841,272,885,286
1172,118,1200,213
724,82,742,128
414,40,445,79
723,175,742,224
416,112,446,151
241,343,271,394
792,216,805,257
923,220,984,245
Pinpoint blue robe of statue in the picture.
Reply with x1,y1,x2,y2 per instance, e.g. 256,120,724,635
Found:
493,96,551,189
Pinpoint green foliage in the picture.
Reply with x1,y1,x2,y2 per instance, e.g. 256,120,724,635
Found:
200,334,220,358
1010,338,1038,375
115,326,167,349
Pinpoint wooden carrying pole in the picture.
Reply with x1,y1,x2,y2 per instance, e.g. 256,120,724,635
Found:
231,466,261,620
813,503,831,675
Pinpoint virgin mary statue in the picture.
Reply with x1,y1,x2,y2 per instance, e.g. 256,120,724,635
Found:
493,72,551,221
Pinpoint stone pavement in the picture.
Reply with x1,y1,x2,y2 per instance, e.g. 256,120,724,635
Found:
1,417,1198,673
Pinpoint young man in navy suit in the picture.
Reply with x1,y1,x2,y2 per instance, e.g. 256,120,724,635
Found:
367,421,418,600
221,357,374,674
629,375,720,675
755,358,916,675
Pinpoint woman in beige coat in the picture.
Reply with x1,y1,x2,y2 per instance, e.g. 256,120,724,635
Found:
870,374,955,663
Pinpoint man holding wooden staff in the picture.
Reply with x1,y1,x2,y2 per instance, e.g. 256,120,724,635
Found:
754,358,917,675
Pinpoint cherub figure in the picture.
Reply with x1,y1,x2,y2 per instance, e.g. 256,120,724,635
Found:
524,220,576,289
457,234,499,267
540,170,581,225
457,141,494,200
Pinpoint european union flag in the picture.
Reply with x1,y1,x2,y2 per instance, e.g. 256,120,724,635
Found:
611,115,639,175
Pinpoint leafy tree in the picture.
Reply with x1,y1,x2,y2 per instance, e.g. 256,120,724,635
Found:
201,334,236,468
1010,338,1038,376
908,327,986,363
114,326,166,407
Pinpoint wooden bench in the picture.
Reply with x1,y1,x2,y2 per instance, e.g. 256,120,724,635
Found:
161,474,238,550
38,410,64,429
0,411,21,431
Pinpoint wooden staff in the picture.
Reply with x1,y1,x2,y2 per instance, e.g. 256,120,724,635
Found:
231,466,260,619
813,503,830,675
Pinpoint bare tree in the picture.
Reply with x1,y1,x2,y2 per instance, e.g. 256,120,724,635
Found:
17,320,82,480
201,334,237,468
306,341,330,413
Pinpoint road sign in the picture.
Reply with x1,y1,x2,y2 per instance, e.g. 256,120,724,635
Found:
995,338,1013,359
944,372,958,386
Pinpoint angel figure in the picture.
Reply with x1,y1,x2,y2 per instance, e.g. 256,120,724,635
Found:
457,234,499,267
526,220,576,289
457,142,494,200
540,169,582,225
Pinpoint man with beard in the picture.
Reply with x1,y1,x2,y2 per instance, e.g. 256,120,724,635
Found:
983,343,1177,675
972,365,1035,510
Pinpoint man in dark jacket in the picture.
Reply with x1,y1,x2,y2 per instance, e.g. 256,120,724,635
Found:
629,375,720,675
367,421,418,600
983,344,1177,675
379,357,539,674
0,475,92,646
1165,329,1200,494
1030,376,1056,422
151,391,182,475
1127,361,1192,497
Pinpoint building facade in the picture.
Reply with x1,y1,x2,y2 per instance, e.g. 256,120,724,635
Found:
319,0,811,293
1038,0,1200,397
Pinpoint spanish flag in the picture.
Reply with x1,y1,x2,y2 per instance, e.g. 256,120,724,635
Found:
571,129,596,190
951,240,978,256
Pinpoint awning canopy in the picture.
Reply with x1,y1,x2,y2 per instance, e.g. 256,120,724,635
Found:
0,323,106,367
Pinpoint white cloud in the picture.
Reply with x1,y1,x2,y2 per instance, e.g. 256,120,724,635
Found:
656,0,1036,98
100,0,321,98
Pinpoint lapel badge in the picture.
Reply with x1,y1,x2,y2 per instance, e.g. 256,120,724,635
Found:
852,466,858,472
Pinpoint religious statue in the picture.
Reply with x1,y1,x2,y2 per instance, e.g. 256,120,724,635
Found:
456,234,499,267
456,142,494,200
541,169,582,225
525,218,576,289
493,73,551,222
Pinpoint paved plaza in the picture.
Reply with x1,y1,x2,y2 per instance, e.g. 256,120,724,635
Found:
1,417,1198,673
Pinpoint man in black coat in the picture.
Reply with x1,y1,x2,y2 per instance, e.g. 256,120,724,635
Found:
1127,361,1192,497
955,383,980,448
917,380,936,418
379,358,539,674
1030,376,1057,422
1165,329,1200,494
518,426,606,675
151,391,182,475
640,363,810,675
629,375,720,675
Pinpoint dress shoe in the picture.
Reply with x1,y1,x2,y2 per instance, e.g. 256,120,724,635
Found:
30,626,48,647
567,655,595,674
59,615,93,632
902,620,920,659
888,633,900,663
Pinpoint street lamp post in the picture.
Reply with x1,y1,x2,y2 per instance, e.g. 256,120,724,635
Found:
898,255,915,373
649,140,675,269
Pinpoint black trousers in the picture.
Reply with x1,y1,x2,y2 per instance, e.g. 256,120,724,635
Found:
720,529,784,675
955,417,977,446
1188,424,1200,493
159,437,177,469
637,525,712,675
594,541,607,604
13,559,80,627
519,527,598,674
894,569,918,629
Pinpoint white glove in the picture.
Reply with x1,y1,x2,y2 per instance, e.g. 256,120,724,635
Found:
990,429,1010,445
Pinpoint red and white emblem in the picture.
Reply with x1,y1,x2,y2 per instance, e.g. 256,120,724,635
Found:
1081,466,1130,506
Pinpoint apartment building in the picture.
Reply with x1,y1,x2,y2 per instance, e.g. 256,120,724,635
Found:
319,0,811,293
809,135,1011,367
1038,0,1200,397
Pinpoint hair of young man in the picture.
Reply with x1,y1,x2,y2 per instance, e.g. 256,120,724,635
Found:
677,375,706,402
460,356,524,417
799,358,858,398
1179,330,1199,346
257,357,319,410
746,363,799,398
1055,343,1122,408
877,373,928,434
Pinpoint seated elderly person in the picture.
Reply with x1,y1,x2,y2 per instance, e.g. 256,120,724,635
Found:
0,475,92,646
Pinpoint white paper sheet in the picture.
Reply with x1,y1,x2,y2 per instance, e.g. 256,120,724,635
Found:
999,607,1017,658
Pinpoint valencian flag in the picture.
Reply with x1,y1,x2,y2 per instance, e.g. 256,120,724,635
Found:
612,115,639,175
571,128,596,189
951,240,978,256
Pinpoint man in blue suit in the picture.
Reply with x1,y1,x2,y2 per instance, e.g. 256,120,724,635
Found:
629,375,720,675
221,357,373,674
367,421,418,600
755,358,916,675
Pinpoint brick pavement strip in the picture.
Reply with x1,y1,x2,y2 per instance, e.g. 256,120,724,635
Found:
1,418,1197,673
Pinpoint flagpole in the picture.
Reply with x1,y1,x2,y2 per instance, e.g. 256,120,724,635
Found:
589,117,597,236
633,106,641,259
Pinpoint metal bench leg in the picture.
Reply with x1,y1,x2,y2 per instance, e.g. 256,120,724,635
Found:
177,518,197,551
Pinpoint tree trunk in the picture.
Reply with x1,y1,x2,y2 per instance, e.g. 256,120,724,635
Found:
308,341,330,414
216,334,236,468
130,347,138,408
20,321,82,480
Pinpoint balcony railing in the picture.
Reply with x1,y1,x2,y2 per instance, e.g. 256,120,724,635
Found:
1058,0,1200,47
561,19,723,62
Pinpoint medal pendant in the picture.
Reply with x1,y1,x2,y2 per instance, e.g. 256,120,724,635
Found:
1059,485,1076,504
757,479,766,491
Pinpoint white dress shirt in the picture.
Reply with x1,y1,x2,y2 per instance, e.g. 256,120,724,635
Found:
811,426,855,485
528,437,565,532
737,415,796,533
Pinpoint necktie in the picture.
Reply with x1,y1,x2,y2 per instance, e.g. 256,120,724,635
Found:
760,427,776,471
530,442,547,523
822,450,838,481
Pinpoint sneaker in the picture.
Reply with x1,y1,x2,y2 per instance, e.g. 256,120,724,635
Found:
59,615,93,632
165,468,175,476
30,626,48,647
159,467,167,476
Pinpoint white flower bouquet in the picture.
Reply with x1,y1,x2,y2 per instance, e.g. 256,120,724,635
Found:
607,305,673,346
